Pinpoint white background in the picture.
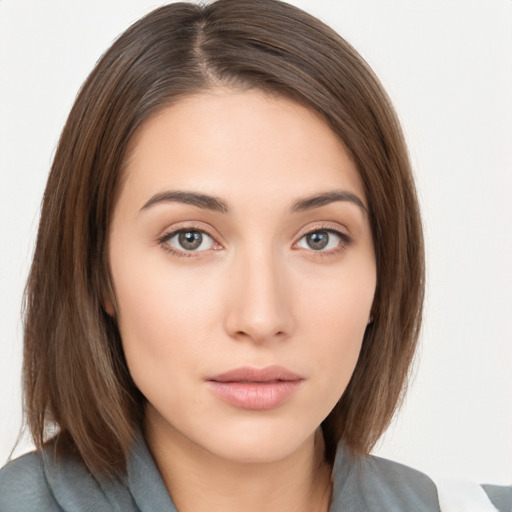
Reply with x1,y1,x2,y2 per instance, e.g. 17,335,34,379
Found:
1,0,511,484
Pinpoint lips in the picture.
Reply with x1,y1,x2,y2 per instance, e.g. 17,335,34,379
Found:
207,365,304,410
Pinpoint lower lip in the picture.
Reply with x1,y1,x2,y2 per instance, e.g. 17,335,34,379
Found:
207,380,302,410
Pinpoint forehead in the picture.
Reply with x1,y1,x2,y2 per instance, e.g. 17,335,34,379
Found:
120,88,365,209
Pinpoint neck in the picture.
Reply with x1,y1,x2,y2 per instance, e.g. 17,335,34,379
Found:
144,412,333,512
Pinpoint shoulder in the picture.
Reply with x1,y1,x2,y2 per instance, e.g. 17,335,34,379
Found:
365,458,512,512
0,448,136,512
331,445,512,512
362,454,441,511
0,451,61,511
331,447,441,511
482,484,512,512
367,454,440,502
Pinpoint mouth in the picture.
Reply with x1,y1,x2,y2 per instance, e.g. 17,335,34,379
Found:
207,365,304,410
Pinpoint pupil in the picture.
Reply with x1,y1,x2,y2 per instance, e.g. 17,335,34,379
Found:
307,231,328,250
179,231,202,250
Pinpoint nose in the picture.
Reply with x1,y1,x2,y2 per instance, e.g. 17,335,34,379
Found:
224,248,295,344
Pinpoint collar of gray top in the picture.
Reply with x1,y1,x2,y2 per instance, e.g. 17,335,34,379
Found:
39,431,441,512
127,433,442,512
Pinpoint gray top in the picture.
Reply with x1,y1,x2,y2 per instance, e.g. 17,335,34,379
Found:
0,433,509,511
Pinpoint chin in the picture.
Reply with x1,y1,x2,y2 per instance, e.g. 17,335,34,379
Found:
196,418,318,465
208,440,303,465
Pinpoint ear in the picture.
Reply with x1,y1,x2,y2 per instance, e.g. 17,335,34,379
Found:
367,301,376,325
366,297,378,325
102,292,115,316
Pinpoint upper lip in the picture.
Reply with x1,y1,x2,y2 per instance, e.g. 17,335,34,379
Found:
208,365,303,383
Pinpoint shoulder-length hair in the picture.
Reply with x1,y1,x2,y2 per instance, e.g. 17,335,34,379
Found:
23,0,424,475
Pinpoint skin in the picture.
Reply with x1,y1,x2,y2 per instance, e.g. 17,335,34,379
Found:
107,88,376,512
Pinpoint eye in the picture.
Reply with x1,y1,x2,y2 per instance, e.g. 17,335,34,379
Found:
296,229,346,251
164,229,215,253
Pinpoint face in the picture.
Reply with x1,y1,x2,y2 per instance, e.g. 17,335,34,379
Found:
108,89,376,464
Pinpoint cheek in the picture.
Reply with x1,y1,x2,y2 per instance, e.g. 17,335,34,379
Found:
111,251,218,378
299,258,375,335
297,263,375,391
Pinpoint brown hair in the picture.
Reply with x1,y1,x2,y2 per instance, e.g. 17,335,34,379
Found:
23,0,424,474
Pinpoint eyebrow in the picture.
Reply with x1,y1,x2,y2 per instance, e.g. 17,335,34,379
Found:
140,191,229,213
140,189,366,215
291,190,367,213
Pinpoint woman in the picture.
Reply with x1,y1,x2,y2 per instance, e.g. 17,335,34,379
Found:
0,1,509,510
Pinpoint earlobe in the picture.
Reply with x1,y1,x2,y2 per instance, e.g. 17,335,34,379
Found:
102,293,115,316
101,272,117,316
368,300,377,325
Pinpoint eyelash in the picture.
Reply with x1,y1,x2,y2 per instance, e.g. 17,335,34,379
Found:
157,224,352,258
157,223,219,258
295,226,352,257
